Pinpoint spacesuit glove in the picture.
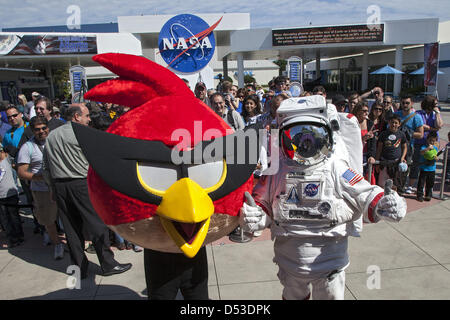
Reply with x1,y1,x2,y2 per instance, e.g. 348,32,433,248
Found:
239,192,272,233
374,191,407,223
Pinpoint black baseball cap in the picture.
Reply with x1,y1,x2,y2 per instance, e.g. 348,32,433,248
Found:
332,94,347,105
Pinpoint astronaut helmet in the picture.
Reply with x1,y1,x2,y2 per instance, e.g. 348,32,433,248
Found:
277,95,336,166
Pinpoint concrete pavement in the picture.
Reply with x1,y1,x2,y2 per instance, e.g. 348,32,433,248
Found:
1,192,449,300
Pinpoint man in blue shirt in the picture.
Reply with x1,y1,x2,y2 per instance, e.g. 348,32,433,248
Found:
394,94,424,195
2,106,31,159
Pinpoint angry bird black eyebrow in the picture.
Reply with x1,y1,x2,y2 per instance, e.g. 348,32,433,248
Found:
72,122,261,205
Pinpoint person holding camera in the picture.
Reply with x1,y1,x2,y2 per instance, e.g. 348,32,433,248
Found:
210,93,244,131
221,81,239,111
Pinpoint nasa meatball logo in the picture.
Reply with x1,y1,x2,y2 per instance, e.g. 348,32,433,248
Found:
304,183,319,197
158,14,220,73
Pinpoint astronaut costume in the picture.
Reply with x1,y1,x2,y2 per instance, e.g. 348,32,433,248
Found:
240,95,406,300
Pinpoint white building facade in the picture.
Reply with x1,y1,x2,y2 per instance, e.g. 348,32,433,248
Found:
1,14,448,102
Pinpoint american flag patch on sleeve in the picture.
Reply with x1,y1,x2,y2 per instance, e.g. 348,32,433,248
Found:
342,168,364,186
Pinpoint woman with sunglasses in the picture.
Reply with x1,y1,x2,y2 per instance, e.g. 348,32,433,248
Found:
351,101,377,182
368,101,387,137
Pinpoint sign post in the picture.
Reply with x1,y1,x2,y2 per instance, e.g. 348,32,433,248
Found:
69,65,88,103
287,56,303,97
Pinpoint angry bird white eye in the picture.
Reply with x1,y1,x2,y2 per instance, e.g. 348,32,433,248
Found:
137,160,227,196
187,160,226,192
137,163,178,195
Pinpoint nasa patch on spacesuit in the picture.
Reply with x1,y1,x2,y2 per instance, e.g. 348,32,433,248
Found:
301,182,321,200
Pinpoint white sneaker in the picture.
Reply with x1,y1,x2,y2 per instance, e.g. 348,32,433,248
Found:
405,186,414,194
54,243,64,260
43,232,51,246
253,230,263,237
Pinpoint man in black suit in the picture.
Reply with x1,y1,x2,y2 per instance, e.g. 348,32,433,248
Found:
43,104,132,278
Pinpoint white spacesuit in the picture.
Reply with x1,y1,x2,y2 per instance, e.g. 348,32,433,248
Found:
240,95,406,300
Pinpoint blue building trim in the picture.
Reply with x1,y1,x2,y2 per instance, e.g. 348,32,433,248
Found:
439,60,450,68
2,23,118,33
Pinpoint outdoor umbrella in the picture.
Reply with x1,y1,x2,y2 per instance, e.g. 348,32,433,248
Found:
410,66,444,97
370,65,404,93
409,66,444,75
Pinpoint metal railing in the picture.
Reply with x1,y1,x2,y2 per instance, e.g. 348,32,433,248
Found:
365,159,399,186
437,145,449,200
364,146,449,200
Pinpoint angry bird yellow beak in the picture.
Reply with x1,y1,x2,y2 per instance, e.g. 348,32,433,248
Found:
156,178,214,258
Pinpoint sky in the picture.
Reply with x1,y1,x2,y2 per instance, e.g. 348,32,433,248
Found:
0,0,449,30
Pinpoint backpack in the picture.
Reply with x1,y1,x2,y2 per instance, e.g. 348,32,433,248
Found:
399,112,416,143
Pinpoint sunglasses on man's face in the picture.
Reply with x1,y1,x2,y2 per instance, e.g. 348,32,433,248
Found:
7,113,19,119
33,126,48,132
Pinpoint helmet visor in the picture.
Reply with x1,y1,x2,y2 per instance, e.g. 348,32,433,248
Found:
281,123,332,165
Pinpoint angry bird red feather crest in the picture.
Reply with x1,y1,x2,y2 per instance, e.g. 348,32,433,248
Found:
73,53,258,257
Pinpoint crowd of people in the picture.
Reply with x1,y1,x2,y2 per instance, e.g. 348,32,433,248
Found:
192,78,448,203
0,93,141,279
346,89,445,201
0,75,448,298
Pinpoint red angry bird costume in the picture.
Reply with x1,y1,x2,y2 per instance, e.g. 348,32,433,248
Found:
73,53,257,259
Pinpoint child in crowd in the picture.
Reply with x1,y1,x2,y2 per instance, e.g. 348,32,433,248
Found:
417,132,439,202
375,114,408,192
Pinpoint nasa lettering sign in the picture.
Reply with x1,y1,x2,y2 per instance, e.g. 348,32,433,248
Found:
158,14,219,73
